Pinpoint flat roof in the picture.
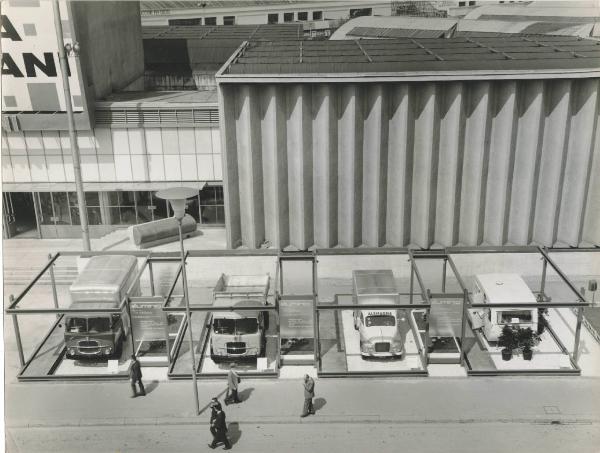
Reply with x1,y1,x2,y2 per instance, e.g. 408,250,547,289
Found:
218,36,600,81
475,273,537,305
142,24,303,40
95,90,218,108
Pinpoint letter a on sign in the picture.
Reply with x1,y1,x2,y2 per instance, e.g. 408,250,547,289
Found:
1,15,22,41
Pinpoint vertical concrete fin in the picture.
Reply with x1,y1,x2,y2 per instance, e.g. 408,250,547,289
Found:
235,85,264,248
312,84,338,248
286,84,313,250
218,84,241,248
557,78,598,246
260,85,288,249
435,82,463,247
483,80,517,246
362,84,388,247
385,84,410,247
337,84,363,247
508,80,544,245
533,79,572,246
581,84,600,247
459,81,490,246
410,83,438,248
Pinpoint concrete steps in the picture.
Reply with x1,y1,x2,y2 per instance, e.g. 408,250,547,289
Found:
3,265,79,287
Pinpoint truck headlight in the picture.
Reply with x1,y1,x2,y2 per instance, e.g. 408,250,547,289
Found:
68,348,76,356
104,347,112,355
361,341,374,353
391,342,403,353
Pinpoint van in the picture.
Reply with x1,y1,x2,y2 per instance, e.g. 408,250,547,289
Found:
352,270,404,358
473,273,538,342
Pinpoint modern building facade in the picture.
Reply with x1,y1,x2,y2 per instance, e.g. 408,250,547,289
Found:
216,37,600,250
1,2,224,239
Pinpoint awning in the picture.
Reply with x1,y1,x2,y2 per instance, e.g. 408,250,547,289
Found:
1,181,207,192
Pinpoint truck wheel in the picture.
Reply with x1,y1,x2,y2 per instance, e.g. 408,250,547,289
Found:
263,312,270,331
354,320,358,330
114,340,123,359
260,336,267,357
211,347,221,364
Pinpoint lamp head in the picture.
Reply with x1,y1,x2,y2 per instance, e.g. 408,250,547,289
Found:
155,187,197,221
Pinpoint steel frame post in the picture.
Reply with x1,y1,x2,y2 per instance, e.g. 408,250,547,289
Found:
10,296,25,367
459,288,469,368
410,262,414,305
148,261,156,297
573,307,584,366
442,257,447,293
179,219,200,415
540,254,548,300
48,254,60,316
313,253,320,370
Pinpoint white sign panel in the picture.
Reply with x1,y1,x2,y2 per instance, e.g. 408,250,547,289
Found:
1,0,83,112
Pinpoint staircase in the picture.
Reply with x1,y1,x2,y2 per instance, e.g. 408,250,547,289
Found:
3,265,79,287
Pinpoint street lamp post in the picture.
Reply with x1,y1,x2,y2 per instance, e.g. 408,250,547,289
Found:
52,0,90,251
156,187,200,415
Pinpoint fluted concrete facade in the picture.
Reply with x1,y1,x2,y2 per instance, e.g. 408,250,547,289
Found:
219,79,600,250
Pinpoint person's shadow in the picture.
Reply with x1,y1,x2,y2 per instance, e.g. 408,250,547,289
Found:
145,380,159,395
238,387,254,402
227,422,242,446
313,397,327,413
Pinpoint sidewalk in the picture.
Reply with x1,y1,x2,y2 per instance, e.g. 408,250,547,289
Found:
6,376,600,429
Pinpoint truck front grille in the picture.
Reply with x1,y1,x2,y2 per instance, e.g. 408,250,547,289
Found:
375,342,390,353
226,342,246,354
78,340,98,348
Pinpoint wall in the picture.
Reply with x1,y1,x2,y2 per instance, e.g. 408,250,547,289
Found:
220,78,600,250
70,1,145,100
1,127,222,185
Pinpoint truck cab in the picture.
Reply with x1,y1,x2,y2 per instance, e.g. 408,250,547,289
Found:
65,255,139,359
352,270,405,358
209,274,270,362
473,273,538,342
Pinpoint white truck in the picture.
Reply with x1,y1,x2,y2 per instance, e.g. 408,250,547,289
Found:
209,274,270,362
352,269,405,358
472,273,538,342
64,255,139,359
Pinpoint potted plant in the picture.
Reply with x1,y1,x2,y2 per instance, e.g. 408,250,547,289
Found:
498,325,518,361
517,327,539,361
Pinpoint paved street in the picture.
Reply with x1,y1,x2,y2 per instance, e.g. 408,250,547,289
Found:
5,377,600,452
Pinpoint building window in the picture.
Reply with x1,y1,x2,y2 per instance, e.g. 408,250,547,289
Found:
199,185,225,225
458,1,466,6
349,8,372,18
205,17,217,25
284,12,294,22
297,11,308,21
168,18,201,26
312,11,322,20
469,1,476,5
267,13,279,24
223,16,235,25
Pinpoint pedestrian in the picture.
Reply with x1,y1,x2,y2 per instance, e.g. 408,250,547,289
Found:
208,400,231,450
300,374,315,417
129,354,145,397
225,363,241,405
209,398,222,438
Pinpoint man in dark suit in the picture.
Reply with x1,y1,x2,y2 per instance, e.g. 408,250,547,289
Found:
208,402,231,450
129,354,145,397
301,374,315,417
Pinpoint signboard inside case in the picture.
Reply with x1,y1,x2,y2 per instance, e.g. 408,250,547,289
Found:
279,299,314,338
130,300,166,342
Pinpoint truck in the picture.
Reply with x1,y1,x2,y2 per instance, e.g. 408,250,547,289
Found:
352,269,405,358
472,273,538,342
64,255,140,359
209,274,270,362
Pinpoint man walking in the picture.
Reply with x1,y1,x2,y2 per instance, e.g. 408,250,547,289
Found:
208,400,231,450
129,354,145,397
225,363,241,405
300,374,315,417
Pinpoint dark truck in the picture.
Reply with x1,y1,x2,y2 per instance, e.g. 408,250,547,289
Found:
64,255,139,359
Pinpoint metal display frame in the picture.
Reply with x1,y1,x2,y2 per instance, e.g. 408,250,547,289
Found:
6,250,156,381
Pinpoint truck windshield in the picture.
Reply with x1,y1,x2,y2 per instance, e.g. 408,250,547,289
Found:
213,318,258,334
498,310,532,324
366,315,395,327
65,317,110,333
